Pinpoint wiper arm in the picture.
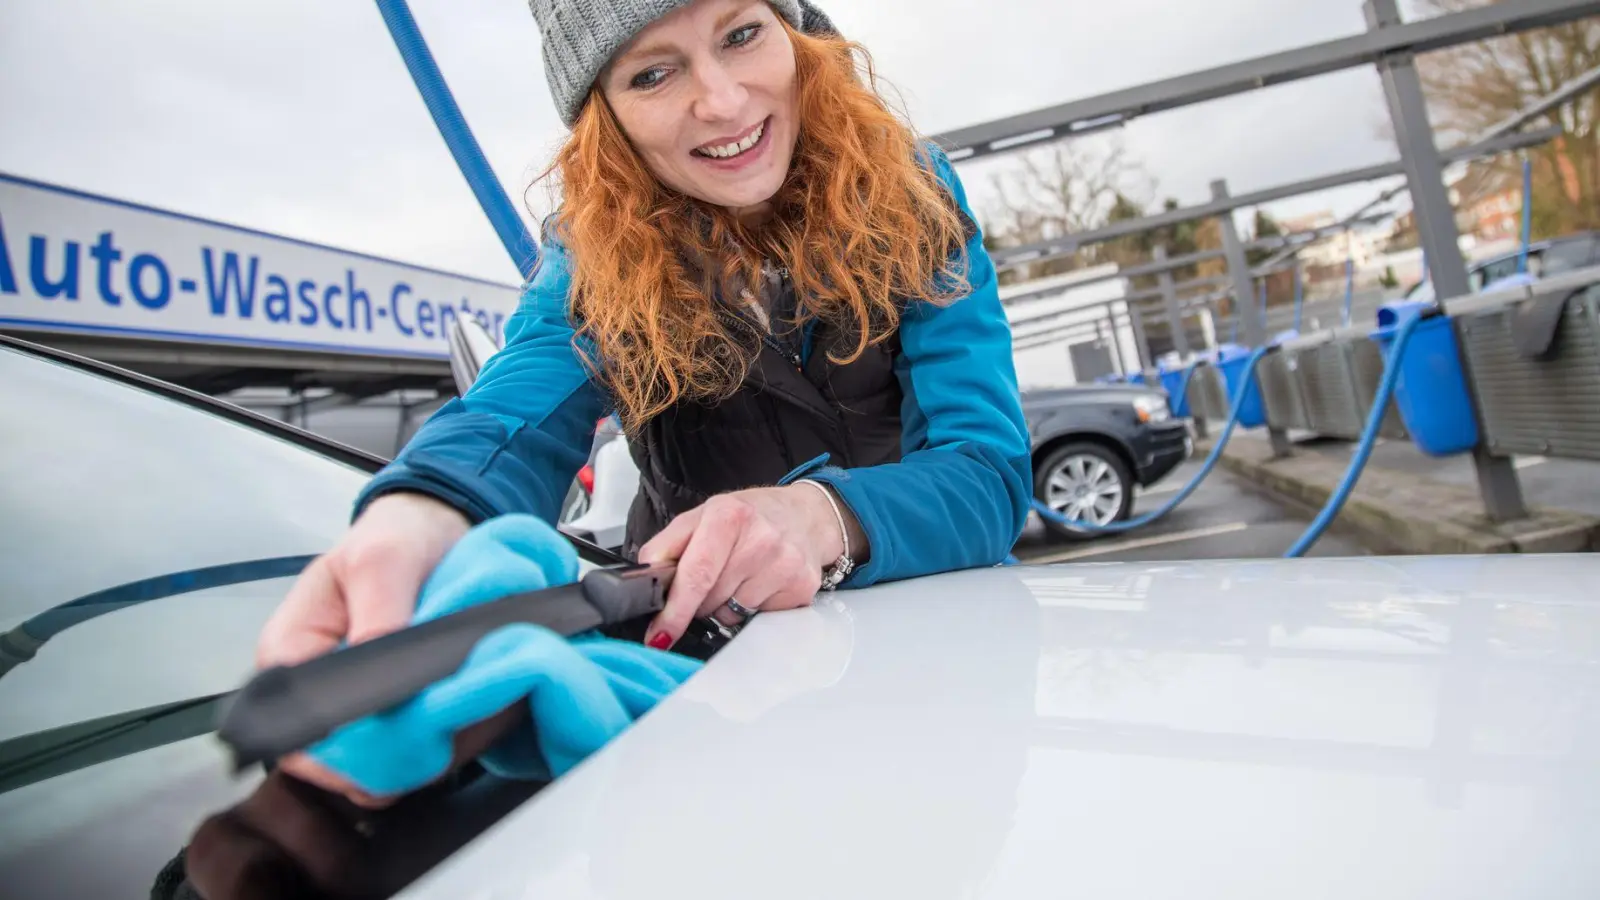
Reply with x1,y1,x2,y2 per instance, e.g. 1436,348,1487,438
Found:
0,555,317,679
0,693,229,795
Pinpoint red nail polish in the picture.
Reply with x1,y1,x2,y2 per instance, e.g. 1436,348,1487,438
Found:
648,632,673,650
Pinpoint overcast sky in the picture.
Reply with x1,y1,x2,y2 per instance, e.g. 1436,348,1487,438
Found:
1,0,1432,285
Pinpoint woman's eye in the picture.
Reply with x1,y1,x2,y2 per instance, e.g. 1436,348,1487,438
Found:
726,23,762,47
631,67,667,90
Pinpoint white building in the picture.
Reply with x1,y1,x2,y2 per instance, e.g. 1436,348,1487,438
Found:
1003,265,1147,389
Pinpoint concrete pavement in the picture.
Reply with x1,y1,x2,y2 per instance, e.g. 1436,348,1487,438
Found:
1285,435,1600,519
1215,430,1599,555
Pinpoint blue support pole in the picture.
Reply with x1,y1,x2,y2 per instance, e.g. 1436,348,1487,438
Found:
374,0,540,280
1516,156,1533,274
1342,257,1355,326
1292,263,1304,332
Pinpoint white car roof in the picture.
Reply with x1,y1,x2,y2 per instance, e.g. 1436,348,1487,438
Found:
398,554,1600,900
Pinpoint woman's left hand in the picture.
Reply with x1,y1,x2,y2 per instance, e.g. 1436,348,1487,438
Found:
636,483,861,649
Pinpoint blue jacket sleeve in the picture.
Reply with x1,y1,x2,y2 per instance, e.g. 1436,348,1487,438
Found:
353,236,608,525
798,146,1032,587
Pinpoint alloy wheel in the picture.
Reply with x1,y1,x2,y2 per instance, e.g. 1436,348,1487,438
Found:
1044,452,1125,527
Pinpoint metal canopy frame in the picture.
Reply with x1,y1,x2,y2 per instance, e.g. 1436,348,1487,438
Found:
954,0,1600,521
1000,248,1219,293
997,217,1392,326
1011,287,1234,348
1009,286,1215,343
1013,293,1228,355
1252,61,1600,274
986,126,1557,270
1121,276,1231,306
991,61,1585,338
996,212,1393,279
1482,59,1600,140
933,0,1600,162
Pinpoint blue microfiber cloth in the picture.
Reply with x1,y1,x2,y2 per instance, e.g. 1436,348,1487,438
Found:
307,514,702,797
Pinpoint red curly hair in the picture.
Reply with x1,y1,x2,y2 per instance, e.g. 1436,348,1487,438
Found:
536,17,971,431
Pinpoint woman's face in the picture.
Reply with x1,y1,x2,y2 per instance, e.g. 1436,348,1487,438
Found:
599,0,800,216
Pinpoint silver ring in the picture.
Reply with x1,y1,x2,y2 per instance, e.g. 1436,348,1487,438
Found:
723,596,756,621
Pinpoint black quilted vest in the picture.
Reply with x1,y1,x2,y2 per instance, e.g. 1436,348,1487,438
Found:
618,269,904,558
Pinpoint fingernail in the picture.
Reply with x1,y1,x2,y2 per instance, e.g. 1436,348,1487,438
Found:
648,632,673,650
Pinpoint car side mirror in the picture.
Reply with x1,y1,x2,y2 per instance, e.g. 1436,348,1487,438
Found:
446,317,503,394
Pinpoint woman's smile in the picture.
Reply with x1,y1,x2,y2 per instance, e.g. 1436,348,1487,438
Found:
691,115,775,171
693,116,767,159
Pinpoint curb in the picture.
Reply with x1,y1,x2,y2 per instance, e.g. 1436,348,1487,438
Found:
1201,436,1600,555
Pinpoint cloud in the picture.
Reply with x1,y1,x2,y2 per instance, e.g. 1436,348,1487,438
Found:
1,0,1413,281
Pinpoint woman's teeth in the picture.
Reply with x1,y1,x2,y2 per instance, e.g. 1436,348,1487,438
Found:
696,122,764,159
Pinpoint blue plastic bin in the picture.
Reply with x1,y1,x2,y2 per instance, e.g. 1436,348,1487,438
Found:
1214,345,1266,428
1159,367,1190,418
1370,301,1479,456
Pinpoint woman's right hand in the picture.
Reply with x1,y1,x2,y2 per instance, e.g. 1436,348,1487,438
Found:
254,491,473,807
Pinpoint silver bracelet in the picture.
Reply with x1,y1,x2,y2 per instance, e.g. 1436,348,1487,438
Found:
796,479,854,590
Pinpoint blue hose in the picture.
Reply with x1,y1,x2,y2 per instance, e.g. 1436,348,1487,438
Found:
375,0,539,279
1342,258,1355,327
1282,309,1425,557
1032,347,1269,536
1517,156,1533,275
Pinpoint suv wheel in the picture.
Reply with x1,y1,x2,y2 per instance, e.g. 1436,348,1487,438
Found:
1035,442,1134,540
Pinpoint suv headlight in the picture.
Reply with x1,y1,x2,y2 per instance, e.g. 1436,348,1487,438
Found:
1132,394,1170,423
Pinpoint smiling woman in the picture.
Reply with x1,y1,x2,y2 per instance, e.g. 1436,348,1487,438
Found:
550,1,976,438
596,1,800,211
251,0,1032,813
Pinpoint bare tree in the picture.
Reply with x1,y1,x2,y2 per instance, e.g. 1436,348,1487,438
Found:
979,136,1157,283
1412,0,1600,235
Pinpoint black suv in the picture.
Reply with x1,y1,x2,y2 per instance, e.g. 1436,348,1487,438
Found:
1022,382,1191,540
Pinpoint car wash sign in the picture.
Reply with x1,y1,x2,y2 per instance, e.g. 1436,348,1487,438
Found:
0,172,523,359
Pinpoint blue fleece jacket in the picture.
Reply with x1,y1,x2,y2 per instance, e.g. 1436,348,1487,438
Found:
355,145,1031,587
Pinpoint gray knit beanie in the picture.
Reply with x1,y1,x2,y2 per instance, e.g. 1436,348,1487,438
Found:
528,0,825,127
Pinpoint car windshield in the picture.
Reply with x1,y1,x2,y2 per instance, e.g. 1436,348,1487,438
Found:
0,343,619,898
0,346,372,748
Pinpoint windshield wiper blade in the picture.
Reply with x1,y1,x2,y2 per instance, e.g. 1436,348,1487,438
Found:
216,562,677,771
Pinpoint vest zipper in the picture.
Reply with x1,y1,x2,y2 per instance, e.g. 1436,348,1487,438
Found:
715,305,803,371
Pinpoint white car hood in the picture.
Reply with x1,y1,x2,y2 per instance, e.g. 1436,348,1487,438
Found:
400,555,1600,899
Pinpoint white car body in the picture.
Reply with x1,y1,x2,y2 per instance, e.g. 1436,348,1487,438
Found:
393,554,1600,900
